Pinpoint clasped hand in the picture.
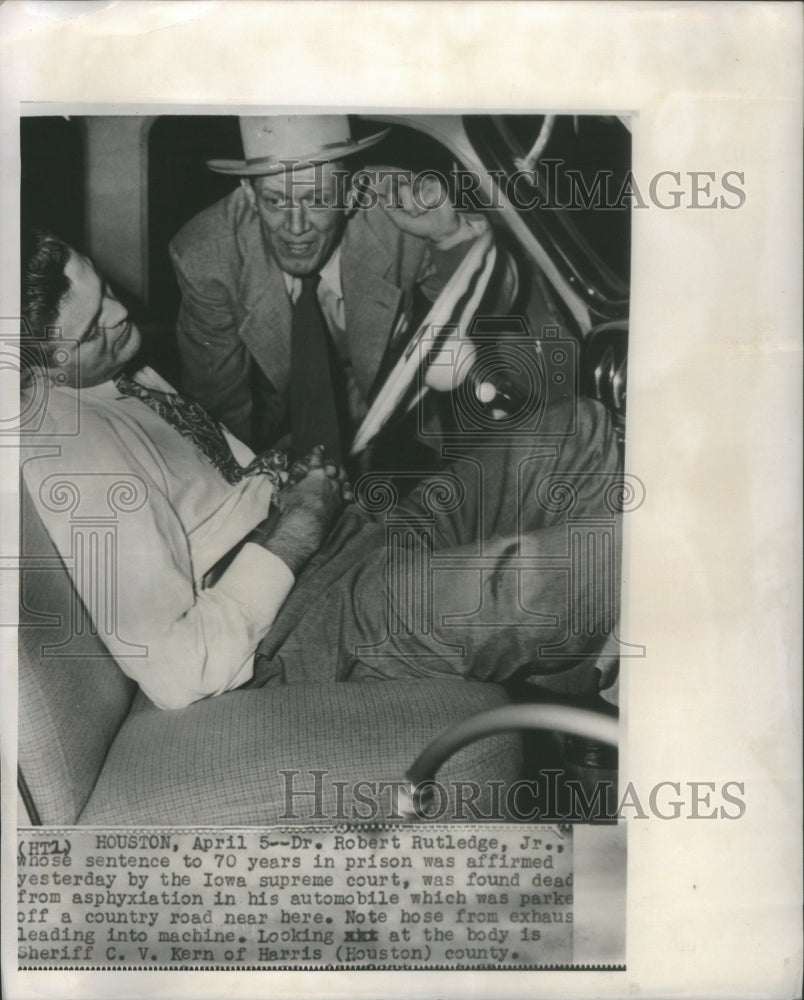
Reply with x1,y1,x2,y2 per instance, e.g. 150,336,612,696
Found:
282,444,353,504
257,445,352,576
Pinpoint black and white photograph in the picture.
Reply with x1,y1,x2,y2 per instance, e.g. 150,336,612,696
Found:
1,2,801,999
16,108,630,965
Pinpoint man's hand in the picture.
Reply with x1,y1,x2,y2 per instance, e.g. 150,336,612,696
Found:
251,445,351,576
285,449,354,502
371,170,462,244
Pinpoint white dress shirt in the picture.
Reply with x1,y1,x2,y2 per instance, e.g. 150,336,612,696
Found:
21,366,294,710
283,246,346,334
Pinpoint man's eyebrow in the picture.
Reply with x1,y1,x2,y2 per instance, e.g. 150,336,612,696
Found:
263,180,333,199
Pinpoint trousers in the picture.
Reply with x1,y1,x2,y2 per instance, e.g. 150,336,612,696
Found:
252,398,622,695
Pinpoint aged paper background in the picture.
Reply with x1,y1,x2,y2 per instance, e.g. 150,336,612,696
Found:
1,1,801,998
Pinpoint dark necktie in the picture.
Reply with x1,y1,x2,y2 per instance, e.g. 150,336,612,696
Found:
289,275,348,462
114,373,286,494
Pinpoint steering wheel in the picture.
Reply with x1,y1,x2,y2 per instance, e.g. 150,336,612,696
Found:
350,229,497,455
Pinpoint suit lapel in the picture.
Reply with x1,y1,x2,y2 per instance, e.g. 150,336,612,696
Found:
237,217,293,393
341,216,403,397
236,208,406,399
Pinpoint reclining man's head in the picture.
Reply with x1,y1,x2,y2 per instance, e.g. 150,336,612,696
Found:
21,230,141,388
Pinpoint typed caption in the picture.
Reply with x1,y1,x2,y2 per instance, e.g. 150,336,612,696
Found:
18,826,581,970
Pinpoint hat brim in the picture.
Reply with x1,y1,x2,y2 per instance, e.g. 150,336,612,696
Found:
206,127,390,176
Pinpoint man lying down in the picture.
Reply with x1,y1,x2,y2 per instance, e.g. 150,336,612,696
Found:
19,231,622,711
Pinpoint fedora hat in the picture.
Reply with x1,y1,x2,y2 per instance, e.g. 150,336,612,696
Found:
207,115,388,176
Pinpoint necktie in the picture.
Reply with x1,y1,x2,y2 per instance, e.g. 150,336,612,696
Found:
114,373,286,494
289,275,348,461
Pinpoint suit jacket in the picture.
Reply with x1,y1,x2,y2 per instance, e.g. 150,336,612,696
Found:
170,186,477,449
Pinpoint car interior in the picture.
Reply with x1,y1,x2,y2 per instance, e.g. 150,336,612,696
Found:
18,113,630,827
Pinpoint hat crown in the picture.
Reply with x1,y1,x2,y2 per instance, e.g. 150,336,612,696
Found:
240,115,353,164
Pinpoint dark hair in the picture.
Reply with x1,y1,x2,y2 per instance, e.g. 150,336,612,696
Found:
20,229,72,377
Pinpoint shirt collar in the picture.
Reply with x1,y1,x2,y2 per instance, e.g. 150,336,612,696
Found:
318,245,343,299
81,365,172,398
281,245,343,302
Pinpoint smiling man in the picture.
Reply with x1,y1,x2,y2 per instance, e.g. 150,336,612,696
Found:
169,115,494,458
250,160,348,275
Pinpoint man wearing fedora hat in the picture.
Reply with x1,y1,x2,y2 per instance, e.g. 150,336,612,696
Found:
169,115,500,460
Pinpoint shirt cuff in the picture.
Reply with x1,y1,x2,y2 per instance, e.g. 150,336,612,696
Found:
214,541,295,625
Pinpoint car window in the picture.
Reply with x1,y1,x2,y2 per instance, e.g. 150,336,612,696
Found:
464,115,631,319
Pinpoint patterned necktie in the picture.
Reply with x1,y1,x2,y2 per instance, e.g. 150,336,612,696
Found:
114,373,286,495
289,275,348,462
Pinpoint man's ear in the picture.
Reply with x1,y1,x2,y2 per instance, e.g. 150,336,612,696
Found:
240,178,257,212
342,176,363,220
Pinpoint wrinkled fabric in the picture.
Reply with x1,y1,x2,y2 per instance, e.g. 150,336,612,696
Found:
253,397,622,695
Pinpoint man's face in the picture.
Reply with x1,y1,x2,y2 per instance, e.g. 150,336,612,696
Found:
245,161,347,276
49,251,142,388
